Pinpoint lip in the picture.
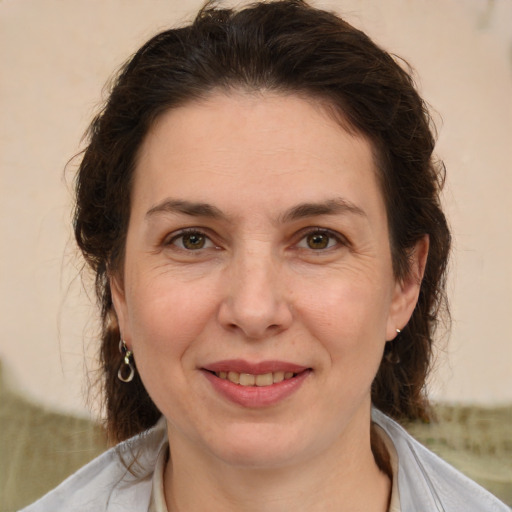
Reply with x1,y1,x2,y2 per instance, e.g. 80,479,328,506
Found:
201,359,311,408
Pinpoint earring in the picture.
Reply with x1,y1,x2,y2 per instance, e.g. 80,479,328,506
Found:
117,339,135,383
396,328,401,334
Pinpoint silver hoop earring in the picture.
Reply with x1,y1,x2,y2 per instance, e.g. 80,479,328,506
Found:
117,339,135,383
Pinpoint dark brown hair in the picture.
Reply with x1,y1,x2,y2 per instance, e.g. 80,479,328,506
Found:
75,0,450,445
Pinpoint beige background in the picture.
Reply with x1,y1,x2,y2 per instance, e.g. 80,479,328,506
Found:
0,0,511,419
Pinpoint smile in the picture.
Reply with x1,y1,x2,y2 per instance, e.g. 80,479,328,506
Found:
202,361,311,407
214,371,297,387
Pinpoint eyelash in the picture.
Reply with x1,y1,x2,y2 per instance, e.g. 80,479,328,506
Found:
165,228,217,251
294,228,347,251
164,227,347,252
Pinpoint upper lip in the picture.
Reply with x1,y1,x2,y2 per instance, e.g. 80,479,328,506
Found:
202,359,309,374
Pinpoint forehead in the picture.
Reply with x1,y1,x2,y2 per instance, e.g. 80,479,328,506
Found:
133,92,384,219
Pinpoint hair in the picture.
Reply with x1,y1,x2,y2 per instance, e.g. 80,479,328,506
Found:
74,0,450,448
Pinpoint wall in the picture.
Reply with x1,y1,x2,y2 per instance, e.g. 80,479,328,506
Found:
0,0,511,418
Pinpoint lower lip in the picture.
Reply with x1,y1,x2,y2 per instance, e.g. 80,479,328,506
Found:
202,370,311,408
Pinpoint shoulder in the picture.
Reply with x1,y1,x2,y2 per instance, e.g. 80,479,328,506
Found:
19,418,167,512
372,409,510,512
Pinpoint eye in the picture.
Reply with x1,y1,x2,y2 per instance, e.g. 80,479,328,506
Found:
296,229,342,250
168,229,215,251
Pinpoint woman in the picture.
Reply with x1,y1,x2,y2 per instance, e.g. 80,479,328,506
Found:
22,1,509,511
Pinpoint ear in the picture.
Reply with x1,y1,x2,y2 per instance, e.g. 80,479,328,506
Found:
110,273,132,347
386,235,429,341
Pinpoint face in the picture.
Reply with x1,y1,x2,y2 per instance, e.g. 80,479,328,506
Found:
112,92,423,470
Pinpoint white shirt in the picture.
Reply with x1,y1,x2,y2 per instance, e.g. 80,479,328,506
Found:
147,428,401,512
21,409,510,512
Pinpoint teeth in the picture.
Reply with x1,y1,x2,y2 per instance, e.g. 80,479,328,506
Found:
216,370,297,387
227,371,240,384
255,373,273,386
273,371,284,383
239,373,255,386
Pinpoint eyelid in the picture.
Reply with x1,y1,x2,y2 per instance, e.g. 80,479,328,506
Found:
293,227,349,250
161,226,348,251
164,227,218,250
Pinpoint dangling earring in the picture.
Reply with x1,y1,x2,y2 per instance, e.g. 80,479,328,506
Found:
117,339,135,383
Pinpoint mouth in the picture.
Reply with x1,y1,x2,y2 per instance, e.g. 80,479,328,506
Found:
201,360,311,407
208,370,303,387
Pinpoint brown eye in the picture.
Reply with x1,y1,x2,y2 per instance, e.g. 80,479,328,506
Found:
306,232,331,250
182,233,206,250
170,230,215,251
296,229,341,251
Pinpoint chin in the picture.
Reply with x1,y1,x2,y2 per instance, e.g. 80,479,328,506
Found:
204,423,315,469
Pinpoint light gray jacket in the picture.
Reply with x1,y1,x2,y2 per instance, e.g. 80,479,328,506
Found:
21,409,510,511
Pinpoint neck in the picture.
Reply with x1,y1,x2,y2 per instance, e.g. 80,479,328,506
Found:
163,422,391,512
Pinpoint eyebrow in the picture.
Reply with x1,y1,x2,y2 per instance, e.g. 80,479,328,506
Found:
279,198,367,224
146,199,226,219
146,197,366,223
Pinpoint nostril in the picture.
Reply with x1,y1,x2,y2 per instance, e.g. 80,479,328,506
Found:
217,294,293,339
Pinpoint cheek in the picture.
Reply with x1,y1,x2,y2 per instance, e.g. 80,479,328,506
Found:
298,275,392,328
123,277,220,417
126,274,218,363
294,274,391,361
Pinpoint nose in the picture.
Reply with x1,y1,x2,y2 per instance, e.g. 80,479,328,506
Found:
217,244,293,340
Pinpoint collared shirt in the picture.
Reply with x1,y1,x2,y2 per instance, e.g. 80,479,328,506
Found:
147,427,402,512
21,409,510,512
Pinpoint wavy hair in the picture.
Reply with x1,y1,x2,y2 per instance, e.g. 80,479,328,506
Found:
74,0,450,445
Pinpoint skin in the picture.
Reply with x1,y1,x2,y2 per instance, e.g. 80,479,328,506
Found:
112,92,427,511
